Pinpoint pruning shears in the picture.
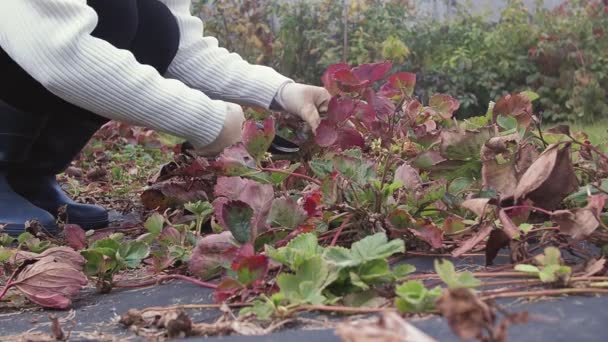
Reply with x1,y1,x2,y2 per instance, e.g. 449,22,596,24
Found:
256,121,300,155
180,121,301,156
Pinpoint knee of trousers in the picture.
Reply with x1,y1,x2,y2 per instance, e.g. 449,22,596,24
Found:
87,0,180,75
130,0,181,75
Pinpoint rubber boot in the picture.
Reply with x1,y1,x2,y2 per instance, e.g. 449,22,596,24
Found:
7,111,110,230
0,101,59,237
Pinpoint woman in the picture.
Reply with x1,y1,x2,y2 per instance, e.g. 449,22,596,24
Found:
0,0,330,236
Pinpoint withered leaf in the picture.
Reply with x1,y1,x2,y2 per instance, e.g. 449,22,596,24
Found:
436,288,495,341
552,195,606,239
452,224,493,257
440,126,495,161
460,198,492,217
514,143,579,210
141,180,212,212
12,255,88,309
498,209,521,239
188,231,240,280
394,163,422,190
481,136,519,199
10,246,86,270
493,93,533,128
334,311,437,342
63,224,87,251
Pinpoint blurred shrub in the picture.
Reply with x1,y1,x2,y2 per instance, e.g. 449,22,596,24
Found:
193,0,608,123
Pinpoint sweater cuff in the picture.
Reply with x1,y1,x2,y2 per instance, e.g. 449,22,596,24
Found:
185,99,228,150
248,69,294,110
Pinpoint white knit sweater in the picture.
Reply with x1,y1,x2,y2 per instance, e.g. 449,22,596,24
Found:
0,0,293,148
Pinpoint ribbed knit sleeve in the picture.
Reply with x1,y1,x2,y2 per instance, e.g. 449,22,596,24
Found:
161,0,294,109
0,0,231,149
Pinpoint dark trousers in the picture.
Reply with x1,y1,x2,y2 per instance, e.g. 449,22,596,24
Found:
0,0,181,173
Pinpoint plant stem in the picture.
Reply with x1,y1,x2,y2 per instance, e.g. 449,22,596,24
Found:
0,268,21,301
481,288,608,301
503,205,553,216
404,271,537,281
330,216,352,247
291,304,392,315
479,279,544,288
140,303,251,313
115,274,218,290
260,168,321,185
569,138,608,163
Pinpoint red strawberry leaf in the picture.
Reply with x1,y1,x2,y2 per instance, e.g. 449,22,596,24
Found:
429,94,460,120
321,63,351,95
335,126,366,150
315,120,339,147
388,72,416,96
242,117,275,161
327,96,356,124
232,254,269,287
352,61,392,83
214,144,257,176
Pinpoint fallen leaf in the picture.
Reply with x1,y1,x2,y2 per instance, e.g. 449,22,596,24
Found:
409,220,444,249
188,231,240,280
553,194,606,239
498,209,521,239
394,163,422,190
334,311,437,342
10,246,86,270
514,143,579,210
452,224,493,257
436,288,495,341
141,180,212,212
581,258,606,277
493,93,533,128
63,224,87,251
12,255,88,309
460,198,492,217
480,136,519,199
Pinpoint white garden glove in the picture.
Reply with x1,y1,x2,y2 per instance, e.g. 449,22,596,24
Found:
195,102,245,156
273,82,331,131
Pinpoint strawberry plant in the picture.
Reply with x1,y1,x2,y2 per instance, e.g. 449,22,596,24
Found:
4,59,608,342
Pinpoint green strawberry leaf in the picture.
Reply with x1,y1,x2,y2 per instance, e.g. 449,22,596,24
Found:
434,259,481,289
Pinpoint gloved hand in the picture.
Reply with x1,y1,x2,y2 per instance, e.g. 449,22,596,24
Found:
273,82,331,131
195,102,245,156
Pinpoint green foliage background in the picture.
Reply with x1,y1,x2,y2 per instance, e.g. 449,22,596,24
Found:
193,0,608,124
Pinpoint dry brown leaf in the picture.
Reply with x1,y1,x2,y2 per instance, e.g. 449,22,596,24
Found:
553,194,606,239
514,143,579,210
452,224,493,257
12,255,88,309
10,246,86,270
460,198,492,217
581,258,606,277
498,209,521,239
514,143,540,178
335,311,437,342
493,93,533,128
188,231,240,280
436,288,495,341
481,135,519,199
141,180,213,212
394,163,422,190
63,224,87,251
